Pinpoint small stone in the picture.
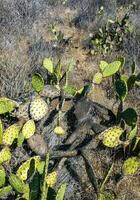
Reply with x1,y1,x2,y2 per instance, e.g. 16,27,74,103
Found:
27,134,48,157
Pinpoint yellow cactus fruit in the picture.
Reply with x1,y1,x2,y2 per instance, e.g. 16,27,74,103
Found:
98,126,124,148
46,171,58,188
0,147,11,164
93,72,103,84
22,120,36,139
30,97,48,121
16,156,40,181
0,165,6,187
3,123,21,145
122,157,140,175
54,126,65,135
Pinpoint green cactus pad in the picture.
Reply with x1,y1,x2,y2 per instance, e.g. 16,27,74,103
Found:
16,156,40,181
99,61,108,72
56,183,67,200
0,185,12,198
0,97,18,114
102,60,121,77
98,126,124,148
3,123,21,145
0,119,3,145
22,119,36,139
0,147,11,165
43,57,54,74
9,173,28,193
93,72,103,84
46,171,58,188
32,73,44,93
0,166,6,187
122,157,140,175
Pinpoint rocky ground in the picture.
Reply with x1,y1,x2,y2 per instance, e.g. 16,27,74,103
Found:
0,0,140,199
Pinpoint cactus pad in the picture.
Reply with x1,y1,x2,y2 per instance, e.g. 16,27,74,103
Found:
30,97,48,121
98,126,124,148
46,171,58,188
3,123,21,145
22,119,36,139
0,147,11,164
9,173,27,193
0,166,6,187
0,97,18,114
122,157,140,175
16,156,40,181
0,185,12,198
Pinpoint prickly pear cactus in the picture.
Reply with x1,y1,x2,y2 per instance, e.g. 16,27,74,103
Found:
46,171,58,188
122,157,140,175
0,119,3,145
0,147,11,164
0,185,12,198
98,126,124,148
16,156,40,181
0,166,6,187
3,123,21,145
22,119,36,139
0,97,18,114
93,72,103,84
9,173,28,194
30,97,48,121
32,73,44,93
56,183,67,200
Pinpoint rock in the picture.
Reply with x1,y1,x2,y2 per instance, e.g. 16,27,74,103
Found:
116,176,140,200
27,134,48,157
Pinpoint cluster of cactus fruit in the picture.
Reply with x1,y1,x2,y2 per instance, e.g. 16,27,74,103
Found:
0,56,140,199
